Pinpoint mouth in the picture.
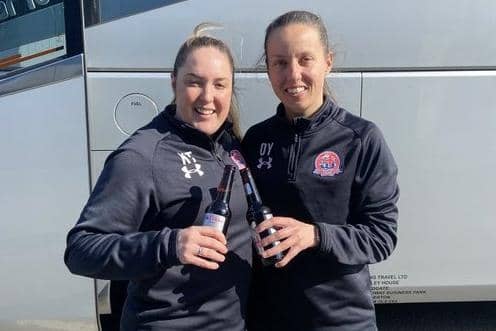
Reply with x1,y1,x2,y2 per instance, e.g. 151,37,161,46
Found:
194,107,215,116
285,86,307,96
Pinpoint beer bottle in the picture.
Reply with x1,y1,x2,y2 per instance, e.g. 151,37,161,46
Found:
202,165,236,235
240,167,284,266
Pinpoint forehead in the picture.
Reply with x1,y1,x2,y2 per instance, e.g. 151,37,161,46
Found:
267,23,324,55
180,46,232,77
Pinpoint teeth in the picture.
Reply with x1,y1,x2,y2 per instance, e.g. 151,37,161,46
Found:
286,87,305,95
195,107,215,115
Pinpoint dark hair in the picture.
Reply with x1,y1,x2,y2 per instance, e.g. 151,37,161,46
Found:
264,10,333,97
172,25,242,139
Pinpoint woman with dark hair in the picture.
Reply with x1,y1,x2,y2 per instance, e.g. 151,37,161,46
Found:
243,11,399,331
65,26,252,331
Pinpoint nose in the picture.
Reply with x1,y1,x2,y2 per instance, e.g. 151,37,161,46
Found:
200,84,214,103
287,60,302,81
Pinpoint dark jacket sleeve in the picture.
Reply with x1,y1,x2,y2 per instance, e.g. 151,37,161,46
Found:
64,148,179,281
316,124,399,265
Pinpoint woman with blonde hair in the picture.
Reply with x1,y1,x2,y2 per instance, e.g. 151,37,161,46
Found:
65,25,251,331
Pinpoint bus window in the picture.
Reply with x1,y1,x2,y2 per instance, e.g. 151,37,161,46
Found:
0,0,66,77
83,0,185,26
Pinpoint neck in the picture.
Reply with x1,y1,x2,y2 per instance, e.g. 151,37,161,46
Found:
284,96,326,121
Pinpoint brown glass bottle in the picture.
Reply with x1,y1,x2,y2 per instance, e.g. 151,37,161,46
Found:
202,165,236,235
240,167,284,266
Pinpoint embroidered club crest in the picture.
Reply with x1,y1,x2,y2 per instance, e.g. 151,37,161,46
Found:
230,149,247,170
313,151,342,177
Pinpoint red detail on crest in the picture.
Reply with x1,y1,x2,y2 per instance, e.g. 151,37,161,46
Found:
313,151,342,177
230,149,247,170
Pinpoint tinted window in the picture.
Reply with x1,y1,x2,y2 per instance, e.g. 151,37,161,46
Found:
84,0,185,26
0,0,67,76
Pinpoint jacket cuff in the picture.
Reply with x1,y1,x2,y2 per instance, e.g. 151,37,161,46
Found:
315,222,333,255
160,228,181,268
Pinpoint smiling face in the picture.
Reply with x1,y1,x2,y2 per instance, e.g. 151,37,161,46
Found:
172,46,233,136
266,23,332,119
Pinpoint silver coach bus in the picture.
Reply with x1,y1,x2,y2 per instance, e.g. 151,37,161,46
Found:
1,0,495,330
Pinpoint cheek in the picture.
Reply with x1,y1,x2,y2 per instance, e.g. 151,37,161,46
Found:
176,89,198,118
219,89,232,105
306,68,326,86
268,74,285,94
182,88,198,103
220,95,232,115
268,70,282,84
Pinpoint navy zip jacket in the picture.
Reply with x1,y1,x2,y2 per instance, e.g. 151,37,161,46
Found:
242,98,399,331
65,105,252,331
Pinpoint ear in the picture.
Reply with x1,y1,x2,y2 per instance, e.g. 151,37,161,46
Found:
325,51,333,74
171,73,176,90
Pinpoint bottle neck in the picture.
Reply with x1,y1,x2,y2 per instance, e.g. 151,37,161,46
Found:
216,165,235,204
240,168,262,206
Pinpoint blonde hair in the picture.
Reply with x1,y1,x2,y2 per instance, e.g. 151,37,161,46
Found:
172,23,242,139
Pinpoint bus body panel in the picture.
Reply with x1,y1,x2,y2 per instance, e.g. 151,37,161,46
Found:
365,71,496,303
85,0,496,71
0,57,97,331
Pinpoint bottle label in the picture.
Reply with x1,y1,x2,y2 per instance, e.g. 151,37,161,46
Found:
203,213,226,232
251,221,281,254
263,213,274,220
266,228,277,235
251,221,265,255
244,183,253,195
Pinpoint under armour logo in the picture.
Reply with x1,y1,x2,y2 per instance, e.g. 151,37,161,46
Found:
181,164,204,178
178,151,204,178
257,142,274,170
257,157,272,169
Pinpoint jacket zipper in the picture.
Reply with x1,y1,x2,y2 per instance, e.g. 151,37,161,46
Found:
288,133,301,181
210,140,224,165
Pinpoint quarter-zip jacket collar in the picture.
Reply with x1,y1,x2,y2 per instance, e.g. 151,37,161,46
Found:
273,98,338,181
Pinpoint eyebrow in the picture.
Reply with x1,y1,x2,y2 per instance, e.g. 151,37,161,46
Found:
184,73,203,80
269,52,315,59
184,73,229,81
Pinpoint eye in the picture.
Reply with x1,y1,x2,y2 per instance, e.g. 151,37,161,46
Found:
215,82,227,89
270,59,286,68
300,56,314,65
185,80,200,87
